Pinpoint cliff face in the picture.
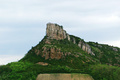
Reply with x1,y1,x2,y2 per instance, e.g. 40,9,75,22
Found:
78,41,95,55
70,36,95,55
46,23,70,40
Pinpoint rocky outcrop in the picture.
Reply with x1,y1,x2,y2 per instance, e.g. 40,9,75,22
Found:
46,23,95,56
42,47,63,60
34,23,95,60
70,37,95,56
46,23,70,40
113,48,118,52
81,42,95,55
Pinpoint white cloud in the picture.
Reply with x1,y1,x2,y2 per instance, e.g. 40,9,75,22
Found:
101,40,120,47
80,15,120,24
0,55,24,65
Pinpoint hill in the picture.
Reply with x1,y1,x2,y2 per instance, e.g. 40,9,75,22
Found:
0,23,120,80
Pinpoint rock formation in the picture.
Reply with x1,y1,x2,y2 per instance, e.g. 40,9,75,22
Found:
77,41,95,55
46,23,94,55
34,23,95,60
46,23,70,40
42,47,63,60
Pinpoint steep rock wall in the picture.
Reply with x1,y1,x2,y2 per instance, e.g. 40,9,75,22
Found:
46,23,70,40
70,36,95,55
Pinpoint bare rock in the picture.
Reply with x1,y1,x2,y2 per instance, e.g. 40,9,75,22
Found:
78,41,82,48
46,23,67,40
42,46,63,60
78,41,95,56
113,48,118,52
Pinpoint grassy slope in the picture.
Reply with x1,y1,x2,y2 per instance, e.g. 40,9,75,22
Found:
88,42,120,65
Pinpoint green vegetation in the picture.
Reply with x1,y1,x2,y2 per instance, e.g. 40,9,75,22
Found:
86,64,120,80
1,35,120,80
0,62,78,80
88,42,120,65
20,38,98,69
1,62,120,80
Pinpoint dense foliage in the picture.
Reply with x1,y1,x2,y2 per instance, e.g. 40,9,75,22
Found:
1,62,120,80
86,64,120,80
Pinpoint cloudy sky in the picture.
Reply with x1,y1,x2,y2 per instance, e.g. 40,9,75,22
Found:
0,0,120,65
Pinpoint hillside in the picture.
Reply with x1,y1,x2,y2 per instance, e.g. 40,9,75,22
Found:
21,23,120,67
0,23,120,80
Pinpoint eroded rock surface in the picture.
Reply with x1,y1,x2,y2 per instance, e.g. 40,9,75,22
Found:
46,23,70,40
42,47,63,60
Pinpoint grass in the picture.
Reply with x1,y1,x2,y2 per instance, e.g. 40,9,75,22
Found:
36,73,94,80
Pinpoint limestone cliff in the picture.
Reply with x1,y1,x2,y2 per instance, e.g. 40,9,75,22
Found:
46,23,70,40
46,23,95,56
70,36,95,55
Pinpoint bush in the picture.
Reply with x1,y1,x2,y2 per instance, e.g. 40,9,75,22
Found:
8,62,33,72
0,65,12,74
86,64,120,80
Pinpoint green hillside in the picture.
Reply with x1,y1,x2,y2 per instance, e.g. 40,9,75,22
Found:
0,23,120,80
88,42,120,66
20,36,98,69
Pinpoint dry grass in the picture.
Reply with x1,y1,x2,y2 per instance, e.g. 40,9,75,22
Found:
36,73,94,80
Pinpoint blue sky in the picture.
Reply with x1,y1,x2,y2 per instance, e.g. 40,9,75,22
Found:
0,0,120,65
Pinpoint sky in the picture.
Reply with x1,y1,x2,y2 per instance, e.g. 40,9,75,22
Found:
0,0,120,65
